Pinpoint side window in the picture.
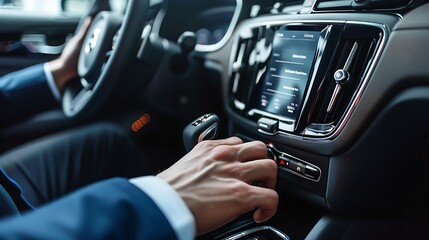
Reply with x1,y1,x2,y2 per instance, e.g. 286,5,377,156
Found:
0,0,92,16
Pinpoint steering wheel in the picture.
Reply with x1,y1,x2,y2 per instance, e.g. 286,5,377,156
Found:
62,0,150,119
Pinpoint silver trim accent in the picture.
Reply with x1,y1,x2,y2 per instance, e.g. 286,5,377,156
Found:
233,99,246,110
250,4,261,17
333,69,349,83
327,84,342,113
282,165,321,182
223,226,289,240
343,41,359,70
195,0,242,52
232,72,240,93
232,43,245,71
149,0,163,7
258,129,276,136
141,24,152,39
232,42,246,93
248,109,294,124
21,34,66,55
198,123,218,143
229,19,390,142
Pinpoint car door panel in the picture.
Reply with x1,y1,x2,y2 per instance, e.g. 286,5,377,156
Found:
0,11,79,76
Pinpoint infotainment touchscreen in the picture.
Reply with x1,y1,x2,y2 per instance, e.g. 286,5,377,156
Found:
256,29,321,121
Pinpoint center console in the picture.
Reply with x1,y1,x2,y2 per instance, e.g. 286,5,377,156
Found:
225,9,399,216
227,16,388,192
216,0,429,238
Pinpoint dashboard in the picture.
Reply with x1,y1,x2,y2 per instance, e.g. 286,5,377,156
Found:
155,0,237,46
191,0,429,238
193,6,236,46
139,0,429,238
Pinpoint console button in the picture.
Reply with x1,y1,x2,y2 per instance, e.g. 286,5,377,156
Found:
278,156,289,168
305,165,321,180
257,118,278,134
268,143,321,181
289,159,305,174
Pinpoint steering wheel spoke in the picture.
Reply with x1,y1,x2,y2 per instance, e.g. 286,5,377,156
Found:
62,0,151,119
70,89,93,112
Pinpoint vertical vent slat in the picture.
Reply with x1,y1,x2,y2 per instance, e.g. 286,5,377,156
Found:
232,43,247,94
230,27,261,111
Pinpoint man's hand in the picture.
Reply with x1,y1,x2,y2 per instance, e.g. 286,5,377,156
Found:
46,17,92,92
157,137,278,234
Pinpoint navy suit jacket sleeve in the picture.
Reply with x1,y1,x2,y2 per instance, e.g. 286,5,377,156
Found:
0,178,177,240
0,64,59,126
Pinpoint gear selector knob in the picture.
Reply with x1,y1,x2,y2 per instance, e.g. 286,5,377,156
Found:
183,113,220,152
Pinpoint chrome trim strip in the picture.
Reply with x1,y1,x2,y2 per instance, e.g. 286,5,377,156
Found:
233,99,246,110
223,226,289,240
248,109,294,125
21,34,66,55
195,0,242,52
281,165,321,182
343,41,359,70
198,123,218,142
327,84,342,113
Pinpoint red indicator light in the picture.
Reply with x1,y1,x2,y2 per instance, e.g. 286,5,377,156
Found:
279,160,286,166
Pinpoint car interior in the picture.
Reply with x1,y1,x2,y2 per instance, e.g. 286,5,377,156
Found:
1,0,429,239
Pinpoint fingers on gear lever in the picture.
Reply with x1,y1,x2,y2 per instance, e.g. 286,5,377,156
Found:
183,113,220,152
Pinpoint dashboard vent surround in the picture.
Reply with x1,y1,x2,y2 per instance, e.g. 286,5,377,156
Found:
304,24,383,136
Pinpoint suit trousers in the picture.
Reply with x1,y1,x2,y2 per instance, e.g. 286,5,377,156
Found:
0,122,154,208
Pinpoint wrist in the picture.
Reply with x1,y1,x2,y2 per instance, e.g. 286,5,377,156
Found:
46,59,77,91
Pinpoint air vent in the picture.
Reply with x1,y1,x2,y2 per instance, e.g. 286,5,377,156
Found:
230,26,272,112
228,22,386,139
304,24,383,136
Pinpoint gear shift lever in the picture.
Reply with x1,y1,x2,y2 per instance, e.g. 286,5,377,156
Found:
183,113,220,152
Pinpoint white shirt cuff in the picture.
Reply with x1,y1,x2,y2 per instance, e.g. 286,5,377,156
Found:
129,176,196,240
43,63,61,101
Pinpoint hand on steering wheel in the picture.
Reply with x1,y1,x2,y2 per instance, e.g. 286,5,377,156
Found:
46,17,92,92
62,0,151,120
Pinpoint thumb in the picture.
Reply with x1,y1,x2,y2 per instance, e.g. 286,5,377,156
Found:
76,17,92,40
